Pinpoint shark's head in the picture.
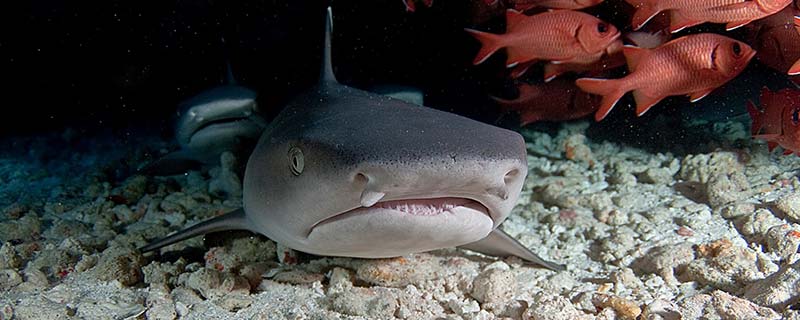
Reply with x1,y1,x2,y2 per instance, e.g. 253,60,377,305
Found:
242,8,528,258
243,86,528,257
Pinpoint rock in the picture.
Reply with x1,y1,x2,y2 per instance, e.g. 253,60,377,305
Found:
146,283,177,320
719,202,755,220
143,258,187,286
470,267,516,312
203,236,276,272
522,292,591,320
90,245,145,286
24,244,81,282
270,269,325,285
0,242,21,269
328,286,399,318
563,134,594,165
639,167,674,185
765,224,800,259
705,173,749,208
679,152,743,184
735,209,785,242
0,269,22,290
744,258,800,310
640,299,680,320
685,239,769,293
592,293,642,320
777,193,800,223
0,214,41,243
680,290,780,319
356,254,446,287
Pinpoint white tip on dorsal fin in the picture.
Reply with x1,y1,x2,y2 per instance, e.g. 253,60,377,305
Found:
320,6,337,84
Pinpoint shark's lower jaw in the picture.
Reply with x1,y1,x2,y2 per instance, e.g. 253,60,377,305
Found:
301,197,494,258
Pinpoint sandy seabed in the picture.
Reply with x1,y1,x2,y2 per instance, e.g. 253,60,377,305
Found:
1,119,800,320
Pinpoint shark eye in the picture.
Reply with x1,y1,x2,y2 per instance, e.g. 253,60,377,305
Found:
597,22,608,33
732,43,742,57
288,146,304,176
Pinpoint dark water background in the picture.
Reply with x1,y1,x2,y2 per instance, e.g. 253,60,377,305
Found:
1,0,796,151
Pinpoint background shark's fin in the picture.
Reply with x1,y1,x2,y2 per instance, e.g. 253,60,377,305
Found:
224,60,237,86
460,228,566,271
137,149,203,176
139,208,251,253
320,6,337,84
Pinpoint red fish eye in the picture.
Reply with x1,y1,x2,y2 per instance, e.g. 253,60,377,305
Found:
793,108,800,125
597,23,607,33
732,43,742,57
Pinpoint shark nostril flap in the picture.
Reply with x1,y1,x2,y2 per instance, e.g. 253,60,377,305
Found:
360,190,386,207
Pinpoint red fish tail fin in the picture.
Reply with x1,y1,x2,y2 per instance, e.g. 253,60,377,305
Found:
575,78,627,121
746,100,764,136
626,0,660,30
464,28,504,65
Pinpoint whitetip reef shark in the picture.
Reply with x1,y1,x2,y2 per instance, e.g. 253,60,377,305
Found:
140,7,564,271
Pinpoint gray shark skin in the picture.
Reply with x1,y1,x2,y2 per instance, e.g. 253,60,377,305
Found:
140,7,564,271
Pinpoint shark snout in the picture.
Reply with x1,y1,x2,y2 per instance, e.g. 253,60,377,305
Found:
350,159,527,224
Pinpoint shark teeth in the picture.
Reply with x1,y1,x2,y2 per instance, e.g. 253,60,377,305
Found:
360,190,386,207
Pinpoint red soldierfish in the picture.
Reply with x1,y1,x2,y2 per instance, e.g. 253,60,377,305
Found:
510,38,624,80
510,0,604,11
624,0,746,30
465,10,620,68
668,0,792,32
575,33,755,121
747,87,800,155
744,6,800,74
789,16,800,75
492,79,601,125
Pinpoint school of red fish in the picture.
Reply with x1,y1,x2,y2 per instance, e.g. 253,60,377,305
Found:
404,0,800,155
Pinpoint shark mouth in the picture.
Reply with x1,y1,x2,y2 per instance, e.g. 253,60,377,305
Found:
308,197,491,234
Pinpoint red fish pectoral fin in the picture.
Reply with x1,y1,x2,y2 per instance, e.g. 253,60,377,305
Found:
632,89,665,116
689,88,714,103
543,63,566,82
789,58,800,75
630,4,660,31
669,11,703,33
725,20,752,31
575,78,627,121
784,148,794,155
403,0,416,12
768,141,779,152
464,28,504,65
507,49,540,68
622,45,650,72
510,60,538,79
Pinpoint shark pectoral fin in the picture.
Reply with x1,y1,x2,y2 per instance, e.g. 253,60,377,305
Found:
459,228,566,271
139,208,251,253
138,150,203,176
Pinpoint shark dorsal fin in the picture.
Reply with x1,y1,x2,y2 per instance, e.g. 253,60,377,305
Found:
320,6,337,84
224,60,237,86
